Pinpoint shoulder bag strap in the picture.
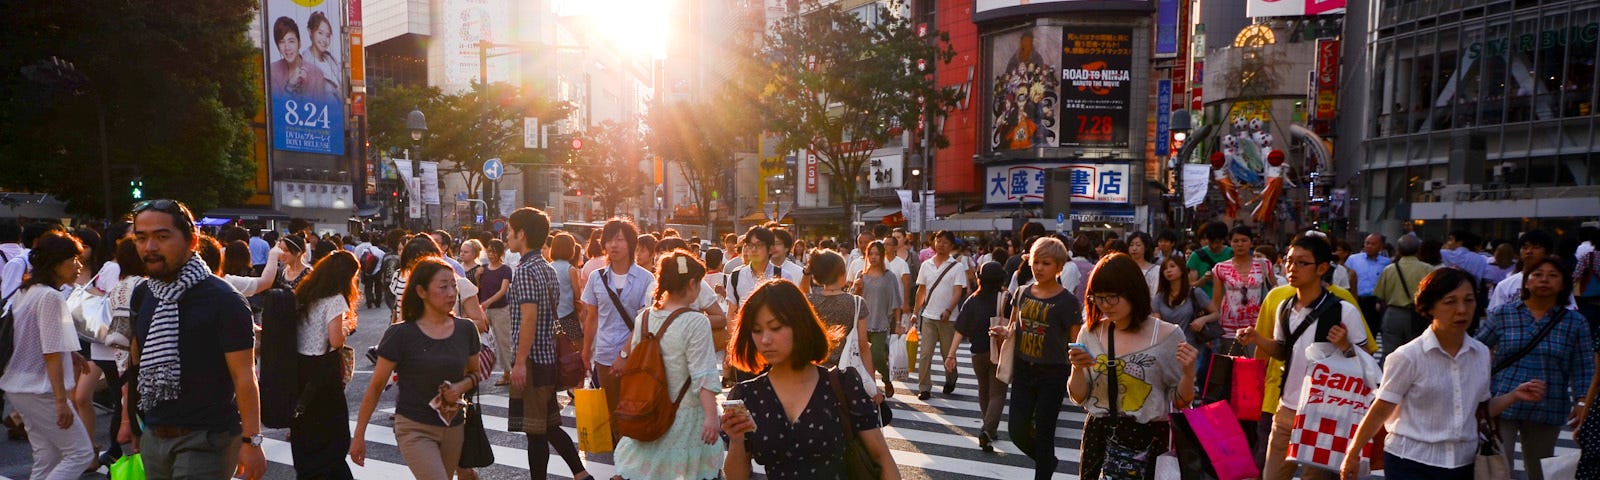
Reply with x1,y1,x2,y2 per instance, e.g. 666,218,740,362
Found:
1394,261,1413,301
599,270,636,330
918,260,960,318
1106,324,1119,417
1492,308,1566,375
825,368,858,439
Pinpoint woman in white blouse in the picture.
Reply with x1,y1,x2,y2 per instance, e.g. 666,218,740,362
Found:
1341,267,1547,479
0,232,95,479
288,250,359,479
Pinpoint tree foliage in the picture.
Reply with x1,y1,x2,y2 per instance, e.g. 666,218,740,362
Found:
368,81,574,209
647,91,758,232
756,0,963,215
0,0,261,216
568,119,651,219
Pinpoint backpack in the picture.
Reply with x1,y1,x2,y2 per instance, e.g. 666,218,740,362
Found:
611,307,694,442
0,290,18,374
361,251,380,276
258,288,301,429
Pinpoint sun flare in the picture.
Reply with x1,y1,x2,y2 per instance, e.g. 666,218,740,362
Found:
558,0,670,59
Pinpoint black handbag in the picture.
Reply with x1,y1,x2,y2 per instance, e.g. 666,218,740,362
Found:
826,368,883,480
459,389,495,468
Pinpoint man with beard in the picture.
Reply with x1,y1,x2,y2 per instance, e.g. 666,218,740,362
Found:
126,200,265,479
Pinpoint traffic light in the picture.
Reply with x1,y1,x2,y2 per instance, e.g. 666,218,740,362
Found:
130,178,144,200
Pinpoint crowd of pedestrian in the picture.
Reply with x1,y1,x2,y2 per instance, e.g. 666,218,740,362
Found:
5,201,1600,479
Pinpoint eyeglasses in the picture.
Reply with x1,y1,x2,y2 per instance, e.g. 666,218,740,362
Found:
1087,294,1123,306
1287,259,1320,269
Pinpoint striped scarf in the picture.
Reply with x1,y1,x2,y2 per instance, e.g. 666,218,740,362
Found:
137,254,210,412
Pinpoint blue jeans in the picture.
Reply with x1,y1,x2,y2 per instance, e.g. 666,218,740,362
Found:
1382,451,1473,480
1007,360,1069,480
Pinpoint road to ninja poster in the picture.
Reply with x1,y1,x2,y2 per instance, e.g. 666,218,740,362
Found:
989,26,1061,151
1059,28,1133,149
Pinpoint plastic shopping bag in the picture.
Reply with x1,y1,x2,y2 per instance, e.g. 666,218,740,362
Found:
1289,343,1381,473
109,453,145,480
574,385,614,453
888,333,910,381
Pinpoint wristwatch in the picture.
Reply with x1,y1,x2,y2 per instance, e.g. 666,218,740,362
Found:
243,433,266,447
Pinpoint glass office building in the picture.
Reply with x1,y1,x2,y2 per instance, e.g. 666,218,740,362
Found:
1361,0,1600,240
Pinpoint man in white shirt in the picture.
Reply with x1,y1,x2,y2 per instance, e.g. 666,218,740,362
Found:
910,230,968,400
724,226,799,311
1238,234,1369,480
769,227,806,285
846,230,875,280
1488,229,1577,312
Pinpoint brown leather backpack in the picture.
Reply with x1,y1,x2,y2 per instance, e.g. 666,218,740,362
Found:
611,307,694,442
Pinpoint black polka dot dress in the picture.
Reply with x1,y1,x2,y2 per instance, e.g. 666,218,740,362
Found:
728,366,882,479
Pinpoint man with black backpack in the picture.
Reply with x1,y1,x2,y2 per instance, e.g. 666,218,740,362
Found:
722,226,799,313
1238,234,1371,480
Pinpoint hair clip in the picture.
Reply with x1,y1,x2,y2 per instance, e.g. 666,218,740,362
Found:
678,256,689,274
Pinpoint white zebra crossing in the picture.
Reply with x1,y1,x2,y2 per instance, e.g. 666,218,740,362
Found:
256,347,1578,479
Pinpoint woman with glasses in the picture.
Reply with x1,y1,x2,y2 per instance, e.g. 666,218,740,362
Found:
1209,225,1273,354
988,237,1083,480
1069,253,1197,479
0,232,96,479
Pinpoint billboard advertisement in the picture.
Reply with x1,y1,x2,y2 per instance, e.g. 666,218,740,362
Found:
985,162,1132,205
440,0,515,93
265,0,345,155
1059,28,1134,149
1247,0,1346,17
989,26,1062,152
1314,38,1340,120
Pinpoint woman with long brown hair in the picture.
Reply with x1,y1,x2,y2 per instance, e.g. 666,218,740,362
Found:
289,250,359,479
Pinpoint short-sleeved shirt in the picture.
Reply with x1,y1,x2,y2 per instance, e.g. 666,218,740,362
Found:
1011,287,1082,365
551,260,576,317
916,256,969,320
1476,301,1594,425
729,366,881,479
475,264,512,309
0,285,79,394
298,295,347,355
1374,256,1435,308
581,265,655,367
1154,287,1212,348
510,255,559,365
1375,328,1491,469
1077,319,1186,423
723,262,794,311
1186,246,1232,297
1213,258,1271,337
954,291,1001,355
1272,294,1370,409
131,277,255,433
807,293,862,366
1255,284,1376,414
1345,253,1392,297
859,271,903,333
375,318,481,427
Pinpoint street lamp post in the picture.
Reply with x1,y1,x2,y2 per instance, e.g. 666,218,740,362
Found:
407,107,428,230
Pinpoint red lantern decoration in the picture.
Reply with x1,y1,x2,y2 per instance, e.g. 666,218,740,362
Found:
1267,150,1286,167
1210,151,1226,169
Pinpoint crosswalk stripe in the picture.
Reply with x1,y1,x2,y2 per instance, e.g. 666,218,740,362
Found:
276,347,1575,479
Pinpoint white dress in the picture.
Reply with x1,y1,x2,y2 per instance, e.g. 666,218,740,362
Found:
613,308,724,479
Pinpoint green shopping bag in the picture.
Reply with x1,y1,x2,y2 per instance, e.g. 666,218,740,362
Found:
109,453,145,480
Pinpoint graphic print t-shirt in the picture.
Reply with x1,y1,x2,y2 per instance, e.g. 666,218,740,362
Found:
1011,287,1082,365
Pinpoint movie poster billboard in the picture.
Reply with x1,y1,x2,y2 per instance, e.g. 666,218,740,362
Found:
989,26,1062,152
441,0,515,94
265,0,345,155
1059,28,1133,149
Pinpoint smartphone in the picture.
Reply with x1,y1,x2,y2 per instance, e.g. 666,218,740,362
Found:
721,400,754,431
1067,342,1088,352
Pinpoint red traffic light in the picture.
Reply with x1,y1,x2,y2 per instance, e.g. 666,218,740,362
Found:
571,137,584,150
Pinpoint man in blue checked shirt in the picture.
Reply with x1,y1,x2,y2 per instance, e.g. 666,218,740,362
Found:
1476,257,1592,480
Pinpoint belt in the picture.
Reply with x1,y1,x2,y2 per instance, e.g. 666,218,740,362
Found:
149,426,195,439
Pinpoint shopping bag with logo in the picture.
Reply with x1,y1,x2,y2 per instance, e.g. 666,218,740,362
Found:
1288,343,1381,473
1229,356,1266,421
1182,401,1260,480
888,333,910,381
574,378,614,453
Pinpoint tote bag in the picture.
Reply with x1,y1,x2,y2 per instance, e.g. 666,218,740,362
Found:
1288,343,1381,473
574,378,614,453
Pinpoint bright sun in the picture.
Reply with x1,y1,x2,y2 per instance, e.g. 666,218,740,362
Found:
558,0,670,59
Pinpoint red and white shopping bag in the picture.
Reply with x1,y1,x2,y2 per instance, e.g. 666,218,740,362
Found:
1288,343,1382,473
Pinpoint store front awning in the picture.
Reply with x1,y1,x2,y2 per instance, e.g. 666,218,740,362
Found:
860,206,900,222
201,207,291,221
930,210,1025,233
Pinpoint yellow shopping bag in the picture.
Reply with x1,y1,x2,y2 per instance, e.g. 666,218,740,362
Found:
906,326,919,364
574,387,614,453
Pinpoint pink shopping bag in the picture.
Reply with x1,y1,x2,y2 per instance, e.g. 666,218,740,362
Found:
1183,401,1261,480
1230,356,1265,421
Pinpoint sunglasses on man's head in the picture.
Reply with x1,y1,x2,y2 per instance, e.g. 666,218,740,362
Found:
133,199,179,213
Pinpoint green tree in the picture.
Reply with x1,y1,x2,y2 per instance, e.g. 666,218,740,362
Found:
0,0,261,216
756,0,963,217
647,92,757,234
368,80,573,219
569,119,651,219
